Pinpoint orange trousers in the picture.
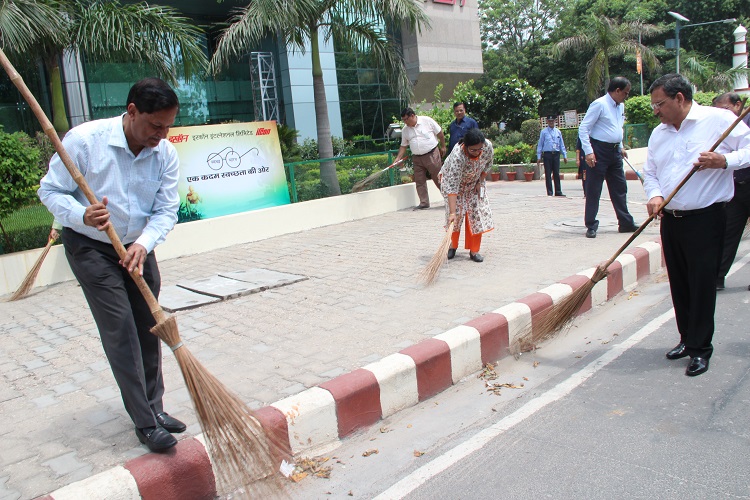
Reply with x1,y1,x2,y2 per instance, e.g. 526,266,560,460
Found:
451,214,482,253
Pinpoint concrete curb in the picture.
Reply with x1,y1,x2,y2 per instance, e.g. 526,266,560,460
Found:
39,238,664,500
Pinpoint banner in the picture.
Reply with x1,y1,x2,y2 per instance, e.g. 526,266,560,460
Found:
167,121,290,222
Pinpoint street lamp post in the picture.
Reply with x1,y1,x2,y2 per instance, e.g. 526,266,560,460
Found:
668,11,737,74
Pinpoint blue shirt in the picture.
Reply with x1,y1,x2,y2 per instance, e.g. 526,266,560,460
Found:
448,116,479,152
578,93,625,155
38,115,180,253
537,126,567,159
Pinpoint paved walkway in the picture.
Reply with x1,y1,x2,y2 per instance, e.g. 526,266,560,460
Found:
0,178,659,499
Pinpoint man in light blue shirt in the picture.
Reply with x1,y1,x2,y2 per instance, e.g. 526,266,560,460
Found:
578,76,638,238
39,78,185,453
536,115,568,196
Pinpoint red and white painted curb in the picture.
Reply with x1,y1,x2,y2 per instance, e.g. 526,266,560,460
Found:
39,238,664,500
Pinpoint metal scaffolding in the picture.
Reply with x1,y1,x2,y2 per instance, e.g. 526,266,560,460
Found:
249,52,279,122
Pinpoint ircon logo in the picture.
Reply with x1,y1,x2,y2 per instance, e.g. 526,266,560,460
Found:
256,128,271,136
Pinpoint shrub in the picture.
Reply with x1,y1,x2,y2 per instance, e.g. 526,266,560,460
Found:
492,130,524,147
493,143,534,164
521,119,542,146
298,136,353,160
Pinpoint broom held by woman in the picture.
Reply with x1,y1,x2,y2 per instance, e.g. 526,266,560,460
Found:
37,78,187,452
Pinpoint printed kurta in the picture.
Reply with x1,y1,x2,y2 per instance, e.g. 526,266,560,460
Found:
440,139,495,235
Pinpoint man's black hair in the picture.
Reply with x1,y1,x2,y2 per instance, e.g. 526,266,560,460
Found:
649,73,693,101
401,107,415,118
453,102,466,110
607,76,631,93
126,78,179,113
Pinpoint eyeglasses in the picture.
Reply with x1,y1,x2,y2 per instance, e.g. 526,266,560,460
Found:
466,146,483,154
650,97,670,110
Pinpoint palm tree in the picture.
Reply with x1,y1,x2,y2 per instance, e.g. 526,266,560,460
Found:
1,0,207,132
681,54,750,93
210,0,430,196
552,15,663,100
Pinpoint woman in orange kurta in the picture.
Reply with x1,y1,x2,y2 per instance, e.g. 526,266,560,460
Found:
440,128,495,262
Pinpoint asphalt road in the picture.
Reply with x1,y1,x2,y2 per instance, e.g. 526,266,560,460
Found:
290,245,750,499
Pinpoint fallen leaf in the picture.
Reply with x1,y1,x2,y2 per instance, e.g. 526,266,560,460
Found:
407,424,412,428
414,450,424,457
348,491,354,496
379,426,390,433
478,363,498,381
362,449,378,457
290,472,308,482
533,361,540,368
523,377,529,381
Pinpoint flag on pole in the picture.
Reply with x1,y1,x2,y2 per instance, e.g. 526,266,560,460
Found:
636,48,642,74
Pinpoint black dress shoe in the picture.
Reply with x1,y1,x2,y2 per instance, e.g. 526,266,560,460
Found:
413,204,430,210
554,193,566,197
618,224,638,233
686,357,709,376
716,277,725,290
135,426,177,452
447,247,456,260
156,412,187,433
469,252,484,262
665,342,688,360
585,229,596,238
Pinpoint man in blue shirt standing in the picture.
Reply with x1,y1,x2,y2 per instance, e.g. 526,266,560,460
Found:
578,76,638,238
536,115,568,196
448,102,479,154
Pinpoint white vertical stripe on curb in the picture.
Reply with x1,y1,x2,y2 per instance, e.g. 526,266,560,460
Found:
492,302,531,346
271,387,340,456
577,267,608,306
616,253,638,290
638,241,662,275
434,325,482,384
49,466,140,500
364,353,419,418
538,283,574,304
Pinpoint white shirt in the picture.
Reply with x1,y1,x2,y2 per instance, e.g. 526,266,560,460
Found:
38,115,180,253
643,103,750,211
400,115,441,155
578,93,625,155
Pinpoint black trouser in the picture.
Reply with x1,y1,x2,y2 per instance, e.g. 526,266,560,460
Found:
542,151,562,195
584,139,636,230
718,181,750,279
62,229,163,429
661,204,726,359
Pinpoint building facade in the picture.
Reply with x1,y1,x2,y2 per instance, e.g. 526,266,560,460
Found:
0,0,482,143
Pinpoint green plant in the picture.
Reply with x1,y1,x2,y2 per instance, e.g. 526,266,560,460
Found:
493,143,534,165
277,124,301,162
0,129,45,252
521,119,542,146
299,137,353,160
492,130,524,147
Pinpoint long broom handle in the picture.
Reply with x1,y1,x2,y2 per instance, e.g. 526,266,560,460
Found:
0,49,167,324
599,105,750,274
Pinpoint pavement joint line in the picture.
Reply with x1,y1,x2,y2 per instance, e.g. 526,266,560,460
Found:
40,238,663,500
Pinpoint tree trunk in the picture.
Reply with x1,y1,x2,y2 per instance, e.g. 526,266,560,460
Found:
46,54,70,133
310,27,341,196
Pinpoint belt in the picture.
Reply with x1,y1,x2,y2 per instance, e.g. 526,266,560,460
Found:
542,151,560,154
590,138,620,149
663,202,726,218
413,146,437,157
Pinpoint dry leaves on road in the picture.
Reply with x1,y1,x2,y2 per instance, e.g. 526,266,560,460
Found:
414,450,425,457
485,381,524,396
478,363,498,381
362,449,379,457
289,456,332,482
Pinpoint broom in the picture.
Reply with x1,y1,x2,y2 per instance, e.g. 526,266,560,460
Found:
0,49,285,497
419,221,455,285
9,229,58,301
351,158,405,193
511,106,750,355
623,157,644,184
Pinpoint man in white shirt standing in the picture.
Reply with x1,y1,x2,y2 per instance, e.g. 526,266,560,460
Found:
643,73,750,376
578,76,638,238
38,78,186,451
395,107,446,210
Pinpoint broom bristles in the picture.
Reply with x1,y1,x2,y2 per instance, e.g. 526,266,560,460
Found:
351,167,390,193
152,317,287,498
510,265,608,355
9,236,56,301
419,222,455,285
